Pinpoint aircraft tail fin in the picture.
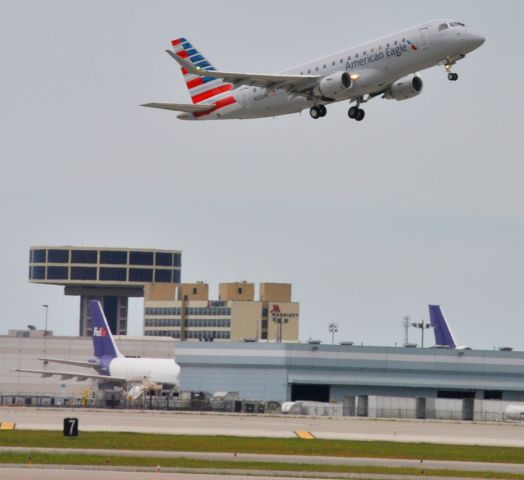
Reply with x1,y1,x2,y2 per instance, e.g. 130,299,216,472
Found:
89,300,124,359
429,305,457,348
170,37,232,104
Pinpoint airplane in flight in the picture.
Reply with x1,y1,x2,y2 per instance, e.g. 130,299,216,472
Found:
142,19,484,121
16,300,180,399
429,305,470,350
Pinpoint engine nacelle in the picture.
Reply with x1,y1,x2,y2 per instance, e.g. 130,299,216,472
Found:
313,71,353,99
384,73,423,101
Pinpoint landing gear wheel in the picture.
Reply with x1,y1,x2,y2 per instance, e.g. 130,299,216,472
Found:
348,106,358,119
318,105,327,117
448,72,459,81
310,106,321,119
355,108,365,121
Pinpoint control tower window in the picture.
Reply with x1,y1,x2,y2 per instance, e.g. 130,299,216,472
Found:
130,251,154,265
155,269,172,282
172,270,181,283
100,267,127,281
155,252,173,266
30,249,46,263
47,266,68,280
47,249,69,263
100,250,127,265
71,267,97,280
71,250,97,264
129,268,153,282
173,253,181,267
29,266,45,280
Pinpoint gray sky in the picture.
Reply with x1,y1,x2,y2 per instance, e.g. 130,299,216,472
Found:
1,0,523,349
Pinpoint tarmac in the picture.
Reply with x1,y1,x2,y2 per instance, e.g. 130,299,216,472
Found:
1,406,524,447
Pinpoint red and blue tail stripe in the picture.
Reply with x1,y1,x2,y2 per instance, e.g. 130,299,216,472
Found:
171,37,234,111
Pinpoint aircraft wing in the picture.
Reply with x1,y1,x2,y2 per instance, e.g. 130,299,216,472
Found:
14,368,126,383
140,102,215,113
165,50,319,92
39,357,97,368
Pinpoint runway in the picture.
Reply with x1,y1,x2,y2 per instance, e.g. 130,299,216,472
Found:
3,446,524,475
0,466,509,480
2,406,524,447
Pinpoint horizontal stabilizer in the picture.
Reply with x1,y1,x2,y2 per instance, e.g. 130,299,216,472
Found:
39,358,97,368
14,368,126,383
141,102,214,113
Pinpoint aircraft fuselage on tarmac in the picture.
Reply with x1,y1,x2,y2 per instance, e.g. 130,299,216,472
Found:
143,19,484,121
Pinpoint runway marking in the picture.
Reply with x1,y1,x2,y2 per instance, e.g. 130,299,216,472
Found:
295,431,315,439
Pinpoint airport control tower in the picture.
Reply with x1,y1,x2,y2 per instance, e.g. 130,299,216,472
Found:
28,246,181,336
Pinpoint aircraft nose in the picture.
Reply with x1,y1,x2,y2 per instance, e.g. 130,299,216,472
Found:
469,32,485,49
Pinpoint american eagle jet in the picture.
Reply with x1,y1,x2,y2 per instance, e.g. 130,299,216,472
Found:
143,20,484,121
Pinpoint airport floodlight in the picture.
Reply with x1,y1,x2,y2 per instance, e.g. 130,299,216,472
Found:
411,321,431,348
328,322,338,344
42,304,49,337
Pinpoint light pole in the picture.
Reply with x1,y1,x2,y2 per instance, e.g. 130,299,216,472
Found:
329,322,338,344
411,321,430,348
272,317,288,343
42,304,49,337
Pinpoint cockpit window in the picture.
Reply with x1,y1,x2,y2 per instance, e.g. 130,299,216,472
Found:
449,22,465,27
438,23,448,31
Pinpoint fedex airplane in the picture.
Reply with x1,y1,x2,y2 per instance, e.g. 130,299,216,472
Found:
16,300,180,398
142,20,484,121
429,305,470,350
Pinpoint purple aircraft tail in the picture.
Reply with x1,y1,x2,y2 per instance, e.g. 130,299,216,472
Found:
89,300,123,359
429,305,457,348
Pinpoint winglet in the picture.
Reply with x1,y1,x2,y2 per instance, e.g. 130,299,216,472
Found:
89,300,124,359
429,305,457,348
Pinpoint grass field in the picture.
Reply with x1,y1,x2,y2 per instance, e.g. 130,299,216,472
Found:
1,430,524,464
1,452,524,479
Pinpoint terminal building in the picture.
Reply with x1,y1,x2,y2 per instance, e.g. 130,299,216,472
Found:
143,281,299,342
2,337,524,415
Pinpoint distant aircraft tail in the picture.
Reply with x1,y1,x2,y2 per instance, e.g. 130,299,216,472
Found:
89,300,124,359
429,305,457,348
171,37,232,104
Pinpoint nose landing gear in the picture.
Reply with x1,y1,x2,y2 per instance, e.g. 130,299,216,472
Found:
444,60,459,81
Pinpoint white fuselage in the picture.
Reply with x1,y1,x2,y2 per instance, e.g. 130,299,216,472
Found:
184,20,483,120
108,357,180,386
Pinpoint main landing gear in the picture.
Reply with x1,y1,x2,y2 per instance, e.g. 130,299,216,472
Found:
348,106,365,121
310,105,327,119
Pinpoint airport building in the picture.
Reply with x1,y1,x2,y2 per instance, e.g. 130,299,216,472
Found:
143,281,299,342
29,246,182,336
2,337,524,407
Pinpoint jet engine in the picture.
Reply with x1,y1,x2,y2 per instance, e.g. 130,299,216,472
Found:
314,71,353,99
384,73,423,101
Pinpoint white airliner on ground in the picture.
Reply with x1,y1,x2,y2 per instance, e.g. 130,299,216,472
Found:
15,301,180,399
143,20,484,121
